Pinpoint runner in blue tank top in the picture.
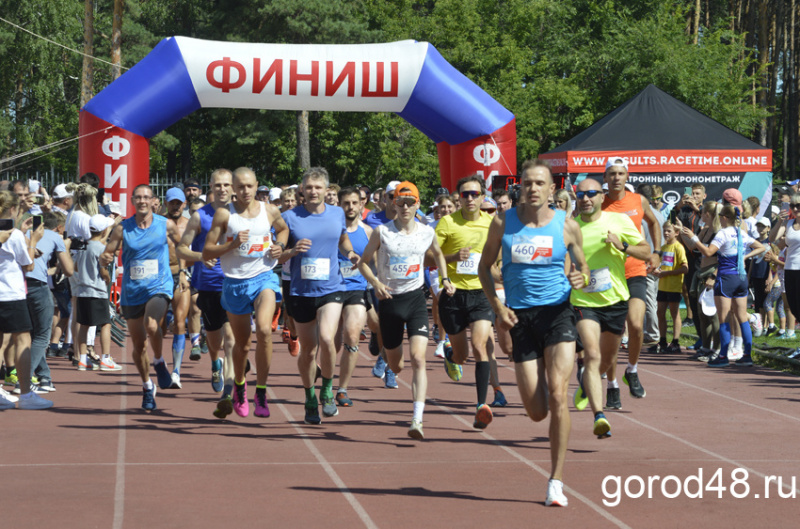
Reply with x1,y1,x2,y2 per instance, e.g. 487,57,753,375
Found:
279,167,360,425
101,184,182,411
479,160,589,508
176,168,237,418
332,187,374,407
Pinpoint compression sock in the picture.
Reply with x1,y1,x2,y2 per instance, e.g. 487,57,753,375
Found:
740,321,753,357
190,333,200,348
321,376,334,400
172,334,186,374
475,361,490,405
718,322,731,358
304,386,318,408
412,401,425,422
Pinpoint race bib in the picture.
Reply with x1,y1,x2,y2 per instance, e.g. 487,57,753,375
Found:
301,257,330,280
339,259,360,279
130,259,158,280
511,235,553,264
237,234,267,258
661,251,675,268
388,256,421,280
584,267,612,293
456,252,481,275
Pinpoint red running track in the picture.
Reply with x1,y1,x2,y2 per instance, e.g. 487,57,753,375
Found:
1,332,799,528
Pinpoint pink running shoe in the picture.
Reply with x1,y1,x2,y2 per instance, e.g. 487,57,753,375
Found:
232,381,249,417
254,390,270,418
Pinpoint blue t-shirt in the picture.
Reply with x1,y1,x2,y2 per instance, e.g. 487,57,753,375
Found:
338,224,369,291
121,215,173,306
364,210,389,228
283,204,347,297
190,203,224,292
26,229,66,284
502,208,570,309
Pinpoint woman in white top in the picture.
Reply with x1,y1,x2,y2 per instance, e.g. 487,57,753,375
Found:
770,193,800,355
358,182,454,440
0,191,50,409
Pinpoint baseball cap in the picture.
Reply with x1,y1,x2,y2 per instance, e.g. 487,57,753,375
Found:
89,214,114,233
722,188,743,207
257,185,269,193
605,157,629,171
183,178,201,190
788,179,800,186
269,188,282,202
699,288,717,316
394,181,419,201
757,217,771,228
482,197,497,209
166,187,186,203
386,180,401,194
52,184,73,199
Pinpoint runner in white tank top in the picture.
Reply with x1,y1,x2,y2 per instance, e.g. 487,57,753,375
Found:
221,200,278,279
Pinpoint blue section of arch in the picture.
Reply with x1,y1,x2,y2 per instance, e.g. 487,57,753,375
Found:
84,37,201,138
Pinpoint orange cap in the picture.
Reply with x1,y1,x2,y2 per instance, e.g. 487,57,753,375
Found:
395,181,419,201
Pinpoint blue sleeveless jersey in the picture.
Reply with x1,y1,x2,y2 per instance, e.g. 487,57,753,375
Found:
338,224,369,291
501,208,570,309
121,214,173,306
191,203,224,291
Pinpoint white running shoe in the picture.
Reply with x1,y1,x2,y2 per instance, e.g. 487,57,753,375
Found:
0,387,18,403
17,391,54,410
100,356,123,371
434,341,445,358
170,372,182,389
728,345,744,361
545,478,568,507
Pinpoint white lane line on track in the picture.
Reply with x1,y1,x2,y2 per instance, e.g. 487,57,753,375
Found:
613,411,800,496
268,387,378,529
113,348,128,529
364,350,632,529
640,366,800,423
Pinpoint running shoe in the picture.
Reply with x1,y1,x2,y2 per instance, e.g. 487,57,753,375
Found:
778,331,796,339
443,357,462,382
211,359,224,393
605,387,622,410
707,355,730,367
360,329,368,341
170,372,182,389
87,355,101,371
13,383,47,395
304,404,321,425
38,379,55,393
288,336,300,357
200,334,209,354
282,328,291,344
46,344,60,358
213,395,233,419
765,325,779,337
0,391,16,410
100,356,123,371
434,341,445,358
473,403,493,429
154,361,172,390
408,420,424,440
682,318,695,328
189,344,202,361
384,368,398,389
545,479,568,507
665,342,682,354
271,307,280,332
622,370,646,398
491,390,507,407
593,412,611,437
735,355,754,367
368,333,379,356
254,390,270,418
620,337,628,350
233,382,249,417
432,324,440,343
573,387,588,411
372,355,387,379
142,385,157,411
788,348,800,359
336,390,353,407
0,386,19,403
17,391,53,410
77,358,92,371
321,395,338,417
728,345,744,361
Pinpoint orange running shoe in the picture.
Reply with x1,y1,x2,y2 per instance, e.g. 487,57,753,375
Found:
289,336,300,357
282,328,291,344
271,306,281,332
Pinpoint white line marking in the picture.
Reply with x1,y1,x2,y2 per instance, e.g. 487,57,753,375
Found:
113,350,128,529
268,387,378,529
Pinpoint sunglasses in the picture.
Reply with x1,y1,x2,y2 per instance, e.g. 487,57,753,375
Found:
651,196,663,201
791,203,800,208
394,196,417,208
576,190,602,200
460,190,482,199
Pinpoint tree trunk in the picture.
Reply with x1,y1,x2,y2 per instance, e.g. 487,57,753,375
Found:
296,110,310,173
80,0,94,107
111,0,125,81
756,0,770,146
693,0,701,44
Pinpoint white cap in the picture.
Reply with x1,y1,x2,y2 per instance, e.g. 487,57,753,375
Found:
386,180,401,193
604,157,629,171
269,187,282,202
756,217,771,228
52,184,73,199
771,205,780,217
89,214,114,232
700,288,717,316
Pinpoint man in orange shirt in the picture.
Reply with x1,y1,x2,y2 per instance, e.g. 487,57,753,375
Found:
601,158,661,407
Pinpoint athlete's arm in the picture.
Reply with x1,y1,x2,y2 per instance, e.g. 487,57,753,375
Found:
641,195,662,269
564,218,589,289
745,239,766,261
357,227,391,299
686,232,719,258
176,212,204,265
339,230,358,264
202,207,237,261
268,205,289,259
428,235,455,296
478,214,517,330
604,231,651,261
166,219,187,271
100,223,124,267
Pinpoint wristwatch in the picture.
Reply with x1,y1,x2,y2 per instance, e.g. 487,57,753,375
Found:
654,250,663,257
621,241,629,253
275,241,286,250
442,277,452,283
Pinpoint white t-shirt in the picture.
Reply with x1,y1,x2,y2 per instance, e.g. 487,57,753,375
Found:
744,216,759,239
711,226,756,257
783,219,800,271
376,221,434,295
0,230,32,301
66,210,91,241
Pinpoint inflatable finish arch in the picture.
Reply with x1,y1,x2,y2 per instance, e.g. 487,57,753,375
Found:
79,37,516,215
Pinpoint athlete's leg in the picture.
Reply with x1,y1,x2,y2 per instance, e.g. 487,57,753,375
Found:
252,289,276,386
338,304,367,391
576,319,603,414
316,302,344,380
172,286,191,373
543,341,574,481
408,335,428,403
127,316,150,382
226,312,252,384
469,319,492,406
626,298,646,366
143,297,169,362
